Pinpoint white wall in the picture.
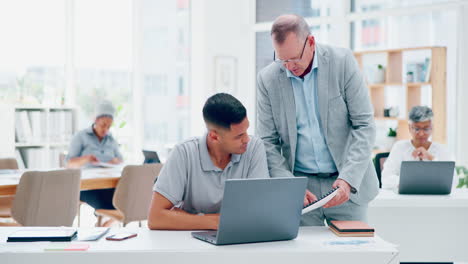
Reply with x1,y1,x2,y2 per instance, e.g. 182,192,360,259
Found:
0,105,15,158
456,3,468,166
190,0,255,137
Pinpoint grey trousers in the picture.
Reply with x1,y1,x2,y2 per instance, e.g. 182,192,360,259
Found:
295,172,368,226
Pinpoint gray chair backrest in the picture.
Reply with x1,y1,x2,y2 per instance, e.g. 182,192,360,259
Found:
11,169,81,226
0,158,18,170
113,164,163,225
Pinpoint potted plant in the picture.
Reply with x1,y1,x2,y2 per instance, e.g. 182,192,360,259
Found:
384,127,397,150
374,64,386,83
456,166,468,188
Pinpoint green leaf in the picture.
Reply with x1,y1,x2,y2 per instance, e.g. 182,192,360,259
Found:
119,121,126,129
457,178,465,188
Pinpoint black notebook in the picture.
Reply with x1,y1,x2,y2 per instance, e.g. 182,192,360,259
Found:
7,229,77,242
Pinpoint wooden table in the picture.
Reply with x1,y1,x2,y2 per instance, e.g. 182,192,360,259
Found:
0,168,122,196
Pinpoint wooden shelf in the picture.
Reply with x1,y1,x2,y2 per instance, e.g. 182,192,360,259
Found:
372,149,390,155
407,82,430,87
375,117,399,121
354,46,444,55
369,82,430,88
355,46,447,144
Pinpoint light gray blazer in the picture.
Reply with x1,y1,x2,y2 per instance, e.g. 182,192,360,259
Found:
256,43,379,205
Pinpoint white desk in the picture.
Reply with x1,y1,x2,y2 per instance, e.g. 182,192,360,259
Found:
369,188,468,262
0,227,399,264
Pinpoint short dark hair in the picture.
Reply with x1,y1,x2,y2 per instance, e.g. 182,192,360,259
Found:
203,93,247,129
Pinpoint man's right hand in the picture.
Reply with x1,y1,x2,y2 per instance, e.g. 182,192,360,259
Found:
205,214,220,230
85,155,98,163
304,189,317,207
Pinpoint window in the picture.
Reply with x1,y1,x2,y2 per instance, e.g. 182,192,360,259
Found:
0,0,65,105
74,0,134,159
256,0,332,23
139,0,191,158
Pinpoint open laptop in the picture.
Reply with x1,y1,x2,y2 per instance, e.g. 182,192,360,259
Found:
399,161,455,195
142,150,161,164
192,177,307,245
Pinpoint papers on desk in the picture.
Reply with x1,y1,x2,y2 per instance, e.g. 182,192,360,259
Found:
44,243,90,251
77,228,110,241
91,162,121,169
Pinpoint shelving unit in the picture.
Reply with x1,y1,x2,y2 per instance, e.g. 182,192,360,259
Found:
0,105,77,169
354,47,447,152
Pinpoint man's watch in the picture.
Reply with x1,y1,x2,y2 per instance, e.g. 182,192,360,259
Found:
350,187,357,194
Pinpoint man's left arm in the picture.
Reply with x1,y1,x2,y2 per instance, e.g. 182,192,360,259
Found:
326,50,376,207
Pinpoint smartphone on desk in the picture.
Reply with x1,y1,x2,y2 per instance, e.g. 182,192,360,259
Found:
106,232,137,241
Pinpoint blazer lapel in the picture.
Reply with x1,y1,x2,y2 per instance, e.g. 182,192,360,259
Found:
278,69,297,169
316,44,329,138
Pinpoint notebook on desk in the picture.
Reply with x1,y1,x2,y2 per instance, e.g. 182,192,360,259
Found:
7,228,77,242
329,221,375,237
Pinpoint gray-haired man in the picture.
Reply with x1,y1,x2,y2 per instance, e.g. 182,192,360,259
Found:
256,14,379,225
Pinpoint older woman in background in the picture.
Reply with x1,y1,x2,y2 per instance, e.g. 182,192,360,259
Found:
66,100,123,226
381,106,454,189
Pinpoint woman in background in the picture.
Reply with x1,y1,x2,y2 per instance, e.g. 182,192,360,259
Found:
381,106,454,189
66,100,123,226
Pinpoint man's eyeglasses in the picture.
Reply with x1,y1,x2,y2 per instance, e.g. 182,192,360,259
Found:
273,36,309,64
411,126,432,134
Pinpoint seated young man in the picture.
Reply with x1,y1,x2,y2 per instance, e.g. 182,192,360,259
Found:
148,93,269,230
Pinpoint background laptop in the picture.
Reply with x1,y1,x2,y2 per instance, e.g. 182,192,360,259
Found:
142,150,161,164
192,177,307,245
399,161,455,195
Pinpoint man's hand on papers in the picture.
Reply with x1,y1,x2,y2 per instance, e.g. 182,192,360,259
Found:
85,155,99,163
323,179,351,208
303,189,318,207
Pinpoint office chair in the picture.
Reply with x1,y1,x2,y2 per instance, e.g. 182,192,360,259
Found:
11,169,81,226
95,164,163,227
374,152,390,188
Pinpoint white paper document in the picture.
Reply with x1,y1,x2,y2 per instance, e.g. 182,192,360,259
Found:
302,187,340,215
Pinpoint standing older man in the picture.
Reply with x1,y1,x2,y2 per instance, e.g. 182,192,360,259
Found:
256,14,379,226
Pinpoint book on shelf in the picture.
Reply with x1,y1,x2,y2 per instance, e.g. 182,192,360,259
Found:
406,57,431,83
21,148,48,169
29,111,46,142
15,149,25,169
15,111,33,143
424,57,431,82
329,220,375,237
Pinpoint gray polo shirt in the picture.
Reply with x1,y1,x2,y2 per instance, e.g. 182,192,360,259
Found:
153,134,269,214
66,126,123,166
